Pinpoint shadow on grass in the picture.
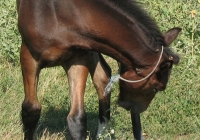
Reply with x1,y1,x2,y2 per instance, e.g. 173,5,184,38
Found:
35,104,99,140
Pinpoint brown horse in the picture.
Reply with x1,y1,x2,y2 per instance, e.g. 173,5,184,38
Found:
17,0,181,139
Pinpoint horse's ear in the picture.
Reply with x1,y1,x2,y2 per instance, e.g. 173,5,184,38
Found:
163,27,182,46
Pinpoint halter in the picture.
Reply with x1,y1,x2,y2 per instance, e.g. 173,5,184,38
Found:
104,46,164,95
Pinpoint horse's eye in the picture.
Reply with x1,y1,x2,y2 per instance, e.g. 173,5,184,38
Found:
159,62,172,76
160,62,172,70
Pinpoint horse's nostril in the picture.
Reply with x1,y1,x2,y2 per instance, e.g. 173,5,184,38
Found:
154,88,158,92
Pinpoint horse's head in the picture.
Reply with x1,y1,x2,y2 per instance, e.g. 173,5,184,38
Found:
118,28,181,113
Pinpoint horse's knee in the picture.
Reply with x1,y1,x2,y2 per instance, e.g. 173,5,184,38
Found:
93,79,108,95
21,100,41,131
67,111,87,140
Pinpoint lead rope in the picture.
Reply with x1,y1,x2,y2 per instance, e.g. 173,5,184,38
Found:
104,46,164,96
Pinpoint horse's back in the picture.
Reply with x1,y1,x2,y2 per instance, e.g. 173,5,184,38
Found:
17,0,74,45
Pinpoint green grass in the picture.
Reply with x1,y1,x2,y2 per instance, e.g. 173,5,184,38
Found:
0,0,200,139
1,57,199,140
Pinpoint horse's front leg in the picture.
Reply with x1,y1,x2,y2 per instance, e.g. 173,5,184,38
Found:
20,43,42,140
130,111,143,140
62,56,89,140
88,53,111,138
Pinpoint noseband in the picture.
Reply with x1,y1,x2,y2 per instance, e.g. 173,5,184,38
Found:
104,46,164,95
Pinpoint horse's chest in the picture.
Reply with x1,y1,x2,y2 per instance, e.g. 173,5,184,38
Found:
39,46,73,67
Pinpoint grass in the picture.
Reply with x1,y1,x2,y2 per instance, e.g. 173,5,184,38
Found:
0,0,200,139
0,57,199,140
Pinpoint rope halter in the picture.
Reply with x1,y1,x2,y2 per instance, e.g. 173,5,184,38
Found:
104,46,164,96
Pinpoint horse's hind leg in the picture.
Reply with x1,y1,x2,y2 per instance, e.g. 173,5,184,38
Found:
88,53,112,137
20,43,41,140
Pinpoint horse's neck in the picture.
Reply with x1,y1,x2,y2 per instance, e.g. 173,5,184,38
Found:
83,20,154,69
71,0,156,68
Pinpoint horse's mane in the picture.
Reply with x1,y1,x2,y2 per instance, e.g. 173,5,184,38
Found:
105,0,165,47
101,0,179,64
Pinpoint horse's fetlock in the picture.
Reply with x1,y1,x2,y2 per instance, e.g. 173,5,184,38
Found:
21,101,41,131
67,112,87,139
67,112,86,124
